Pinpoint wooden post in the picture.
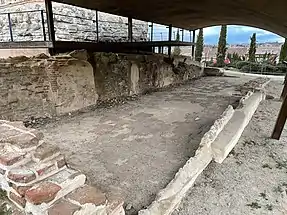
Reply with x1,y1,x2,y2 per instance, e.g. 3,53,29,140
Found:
271,92,287,139
45,0,55,54
168,24,172,56
128,17,132,42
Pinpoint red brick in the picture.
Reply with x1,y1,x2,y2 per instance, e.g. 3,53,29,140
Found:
25,182,61,205
9,192,26,208
34,144,60,161
36,164,56,176
47,200,80,215
12,184,32,196
67,185,106,206
7,169,36,183
0,152,25,166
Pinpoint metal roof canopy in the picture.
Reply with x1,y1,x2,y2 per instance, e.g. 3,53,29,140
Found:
54,0,287,37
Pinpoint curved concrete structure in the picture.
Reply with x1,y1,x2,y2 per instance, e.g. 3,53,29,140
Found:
54,0,287,37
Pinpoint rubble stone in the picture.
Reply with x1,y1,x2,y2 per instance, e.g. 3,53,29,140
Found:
47,199,81,215
8,169,36,183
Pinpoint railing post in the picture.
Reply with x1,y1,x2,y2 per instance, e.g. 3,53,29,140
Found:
96,9,99,42
128,17,132,42
150,22,154,42
7,13,13,42
182,29,184,41
40,10,46,41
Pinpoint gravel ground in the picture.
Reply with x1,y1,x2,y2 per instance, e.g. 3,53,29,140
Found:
39,76,253,214
173,80,287,215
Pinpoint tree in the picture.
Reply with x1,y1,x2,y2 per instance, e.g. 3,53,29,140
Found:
216,25,227,67
195,28,204,62
248,33,257,62
173,30,181,56
279,38,287,62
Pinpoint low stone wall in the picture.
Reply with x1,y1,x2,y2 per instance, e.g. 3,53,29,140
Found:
0,120,124,215
0,50,203,121
93,53,203,101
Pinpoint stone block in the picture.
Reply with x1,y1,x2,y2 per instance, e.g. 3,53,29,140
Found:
66,185,106,206
25,168,86,214
47,199,81,215
9,192,26,209
12,184,32,196
25,182,62,205
107,195,125,215
0,150,25,166
5,133,39,149
7,169,36,184
33,143,60,161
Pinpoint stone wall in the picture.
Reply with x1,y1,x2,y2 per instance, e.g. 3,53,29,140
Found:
0,50,203,121
93,53,203,101
0,0,148,42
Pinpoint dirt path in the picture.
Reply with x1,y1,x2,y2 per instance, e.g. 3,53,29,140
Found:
39,76,254,214
173,80,287,215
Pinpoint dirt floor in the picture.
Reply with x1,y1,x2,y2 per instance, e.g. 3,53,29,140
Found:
37,76,253,214
173,79,287,215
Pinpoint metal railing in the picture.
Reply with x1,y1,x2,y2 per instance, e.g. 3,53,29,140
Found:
0,9,195,44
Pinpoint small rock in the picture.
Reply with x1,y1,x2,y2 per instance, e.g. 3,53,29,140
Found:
126,203,133,210
195,117,200,121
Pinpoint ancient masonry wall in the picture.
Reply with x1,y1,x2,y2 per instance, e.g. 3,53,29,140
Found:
0,120,125,215
0,51,203,121
0,0,148,42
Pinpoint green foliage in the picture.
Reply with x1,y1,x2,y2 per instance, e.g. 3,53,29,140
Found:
238,61,287,75
279,38,287,62
173,30,181,56
195,28,204,62
216,25,227,67
248,33,257,62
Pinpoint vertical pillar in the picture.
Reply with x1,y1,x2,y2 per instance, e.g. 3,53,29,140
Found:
96,10,99,42
128,17,132,42
45,0,55,54
168,24,172,56
191,30,196,59
181,29,184,41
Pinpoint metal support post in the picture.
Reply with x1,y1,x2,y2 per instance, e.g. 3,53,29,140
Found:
45,0,55,54
168,24,172,56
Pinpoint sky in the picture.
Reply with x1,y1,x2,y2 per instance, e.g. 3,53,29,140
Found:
151,25,284,45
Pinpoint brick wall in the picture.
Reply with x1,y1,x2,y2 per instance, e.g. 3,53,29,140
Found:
0,53,98,121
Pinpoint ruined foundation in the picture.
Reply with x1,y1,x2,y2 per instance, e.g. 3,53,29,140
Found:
0,120,125,215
